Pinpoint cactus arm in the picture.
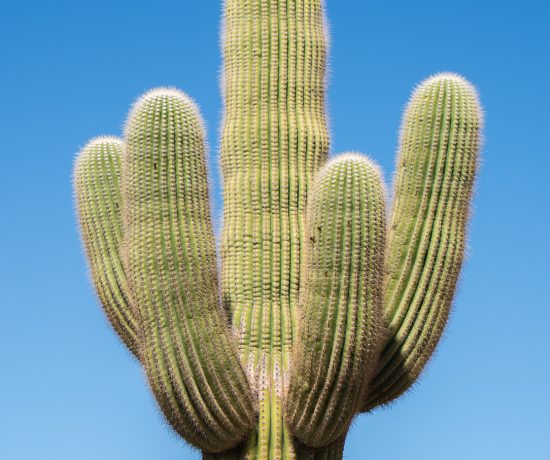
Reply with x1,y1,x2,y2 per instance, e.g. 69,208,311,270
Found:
363,74,482,411
73,137,140,357
286,155,386,447
122,89,256,452
221,0,329,457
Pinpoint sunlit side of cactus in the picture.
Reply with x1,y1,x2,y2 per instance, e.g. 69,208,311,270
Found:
74,1,482,458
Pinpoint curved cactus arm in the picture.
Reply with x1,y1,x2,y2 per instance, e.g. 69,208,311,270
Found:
286,155,386,447
122,88,256,452
73,137,140,357
363,74,482,411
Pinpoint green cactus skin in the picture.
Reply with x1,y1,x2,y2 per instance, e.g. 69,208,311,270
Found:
362,74,482,412
74,137,140,357
285,155,386,447
220,0,329,457
122,88,256,453
73,0,482,458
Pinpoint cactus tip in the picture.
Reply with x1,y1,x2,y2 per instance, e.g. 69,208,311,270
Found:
124,86,205,136
415,72,483,118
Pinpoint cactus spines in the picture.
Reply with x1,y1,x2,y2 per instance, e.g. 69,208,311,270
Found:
74,137,140,357
286,155,386,446
122,88,256,452
362,74,482,412
74,1,482,458
220,1,329,456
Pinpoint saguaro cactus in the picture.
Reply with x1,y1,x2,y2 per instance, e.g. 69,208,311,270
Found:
74,1,482,458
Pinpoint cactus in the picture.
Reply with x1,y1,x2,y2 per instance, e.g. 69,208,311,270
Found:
73,1,482,458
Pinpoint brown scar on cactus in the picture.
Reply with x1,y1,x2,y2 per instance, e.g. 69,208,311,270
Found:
74,1,482,458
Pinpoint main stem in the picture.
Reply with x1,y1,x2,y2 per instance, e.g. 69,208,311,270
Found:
220,0,330,458
203,436,346,460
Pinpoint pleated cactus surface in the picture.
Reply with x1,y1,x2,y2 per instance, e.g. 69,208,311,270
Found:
74,1,482,459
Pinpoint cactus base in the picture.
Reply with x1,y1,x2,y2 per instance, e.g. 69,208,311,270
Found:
203,434,346,460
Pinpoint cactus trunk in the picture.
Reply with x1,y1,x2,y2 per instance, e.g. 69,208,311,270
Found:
221,0,329,457
203,437,346,460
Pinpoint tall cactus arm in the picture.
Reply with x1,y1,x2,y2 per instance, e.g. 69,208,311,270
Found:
286,155,386,447
363,74,482,411
122,88,256,452
73,137,140,357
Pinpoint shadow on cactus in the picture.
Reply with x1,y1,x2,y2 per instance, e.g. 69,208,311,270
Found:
73,1,482,458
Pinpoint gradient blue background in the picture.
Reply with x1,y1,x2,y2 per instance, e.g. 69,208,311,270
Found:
1,1,548,458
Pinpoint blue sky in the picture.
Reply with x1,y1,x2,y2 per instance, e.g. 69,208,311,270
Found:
1,0,549,459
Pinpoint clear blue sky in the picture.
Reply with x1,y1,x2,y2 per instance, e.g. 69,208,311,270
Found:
1,1,548,459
